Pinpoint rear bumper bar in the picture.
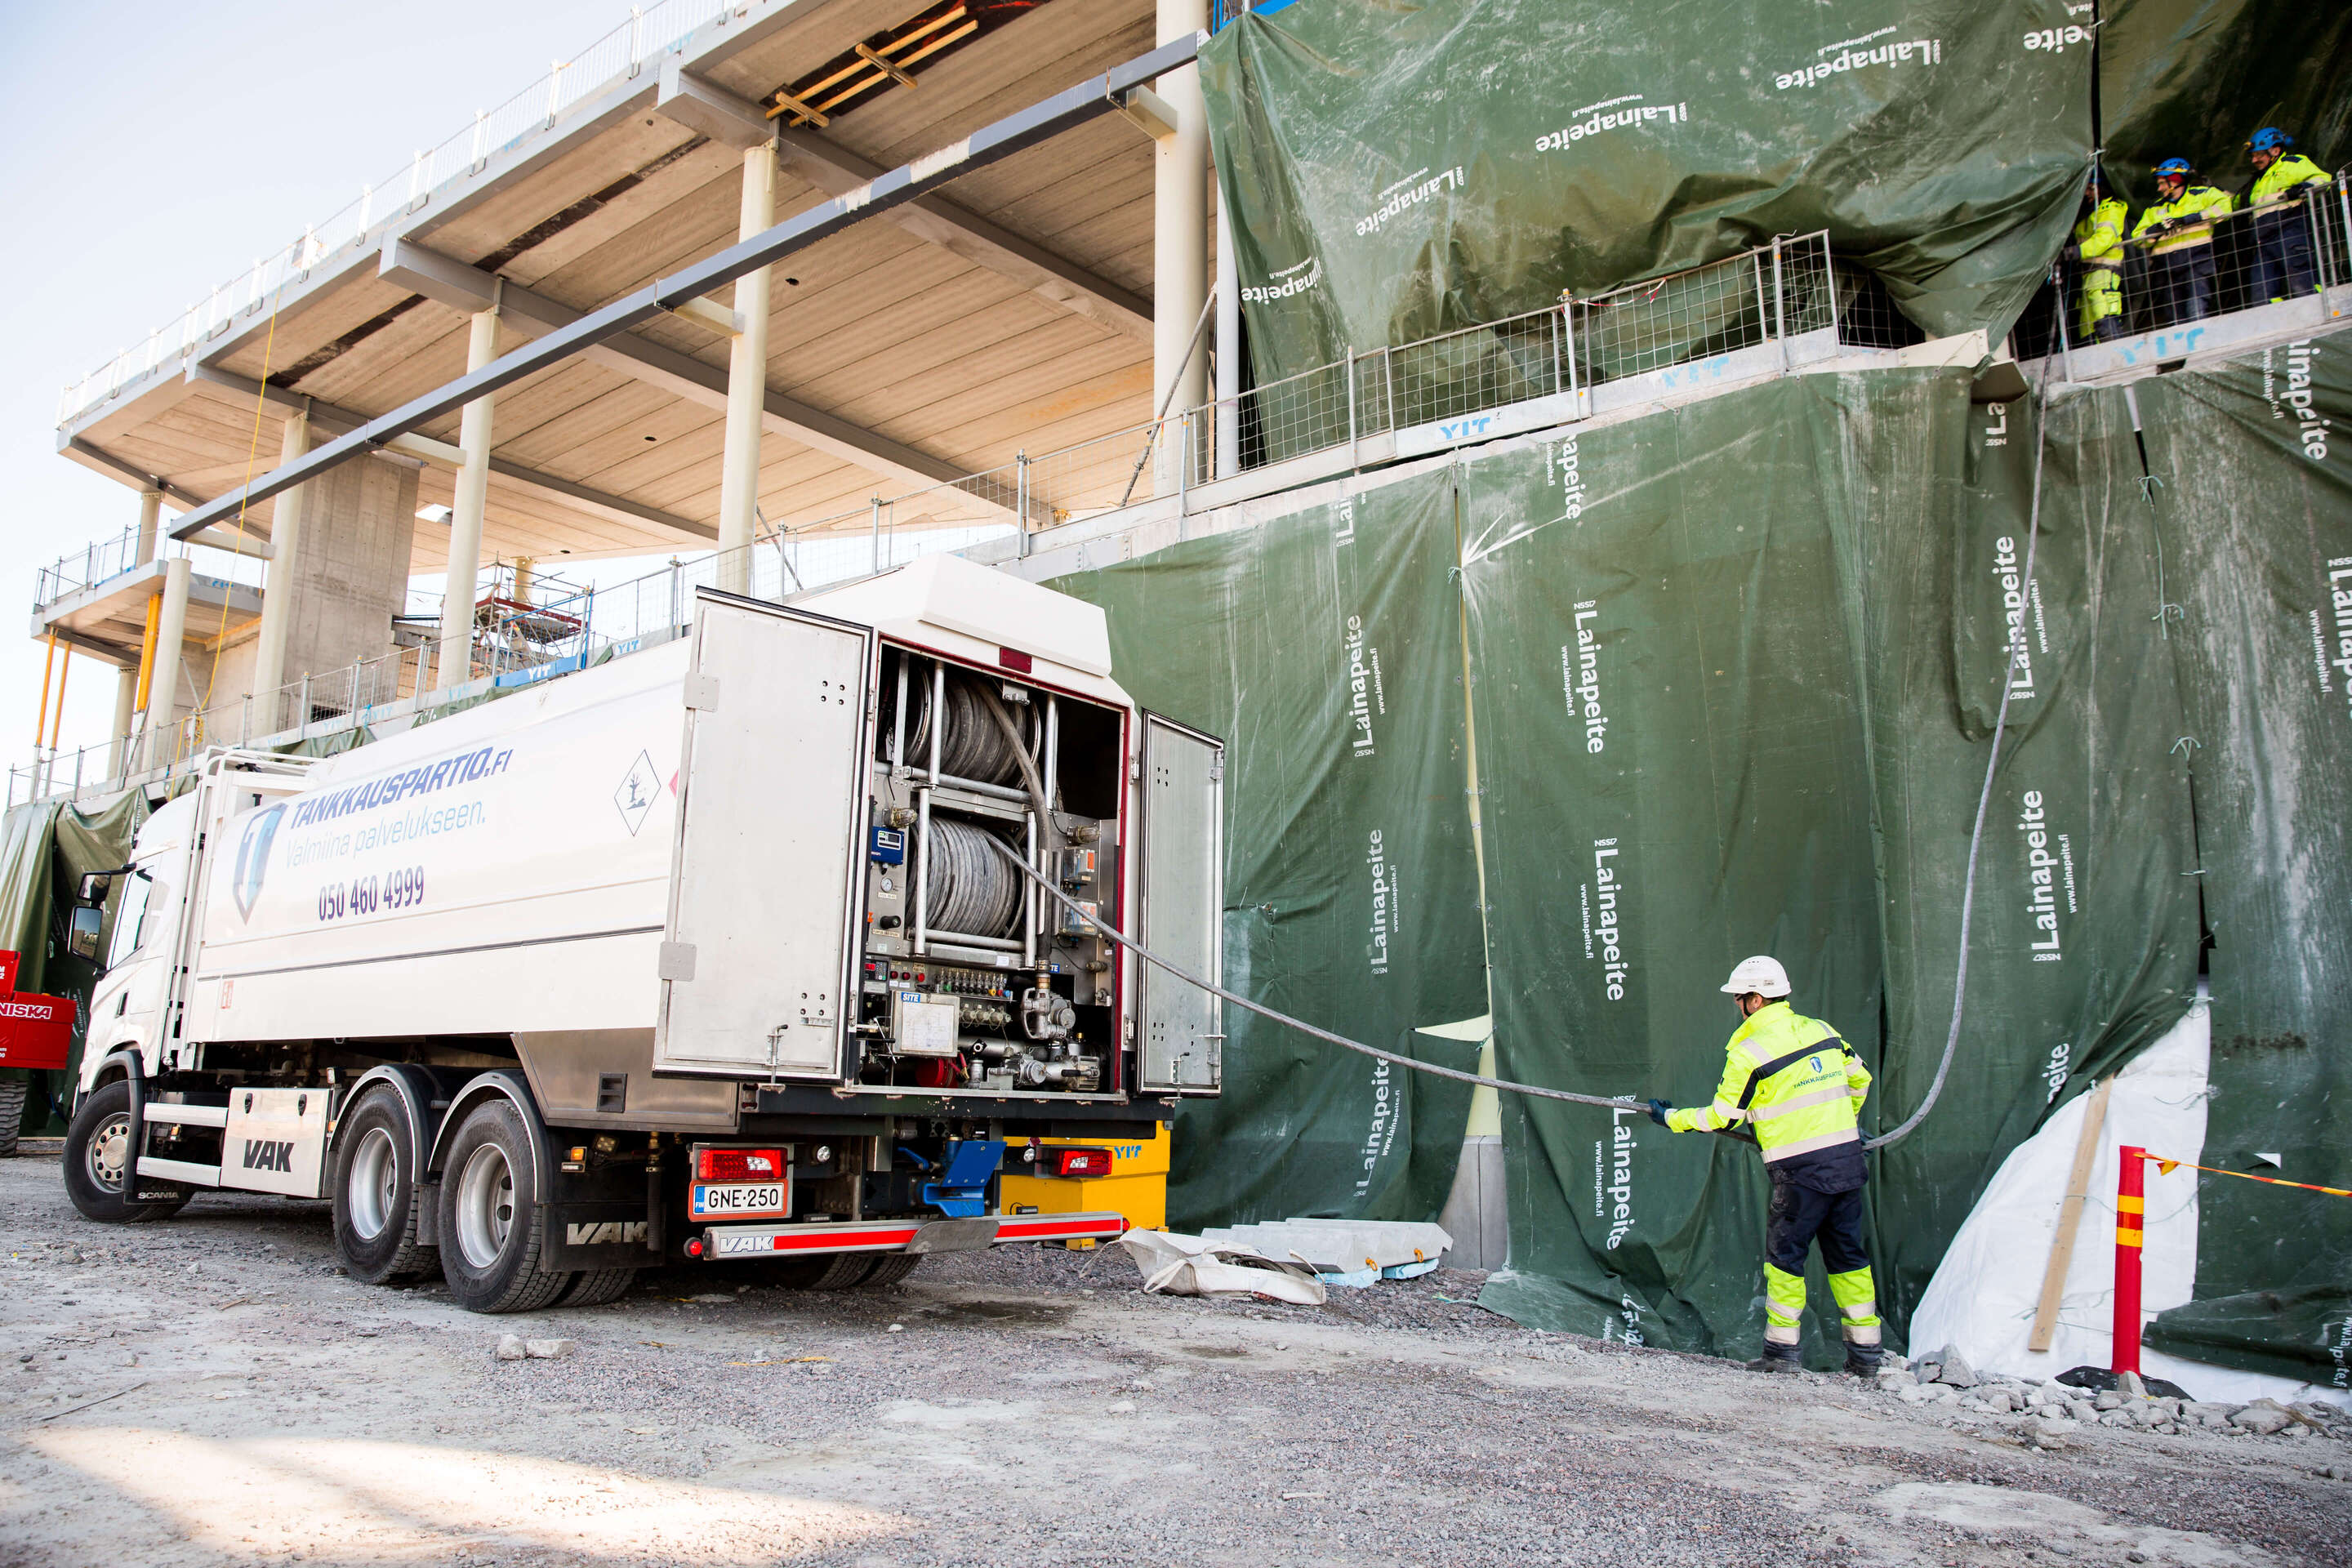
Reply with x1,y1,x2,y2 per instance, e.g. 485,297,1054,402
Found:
702,1209,1128,1260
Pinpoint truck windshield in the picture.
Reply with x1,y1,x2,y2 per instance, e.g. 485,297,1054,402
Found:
106,871,153,971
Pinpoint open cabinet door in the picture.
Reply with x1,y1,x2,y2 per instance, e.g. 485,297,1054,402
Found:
654,591,875,1078
1135,711,1224,1094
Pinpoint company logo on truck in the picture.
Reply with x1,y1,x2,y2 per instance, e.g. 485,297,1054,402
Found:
566,1220,648,1246
241,1138,296,1172
233,804,286,918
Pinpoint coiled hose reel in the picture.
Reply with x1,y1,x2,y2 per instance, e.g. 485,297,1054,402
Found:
922,818,1023,939
903,669,1041,787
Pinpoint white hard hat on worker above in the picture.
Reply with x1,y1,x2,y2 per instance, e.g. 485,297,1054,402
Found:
1720,955,1792,998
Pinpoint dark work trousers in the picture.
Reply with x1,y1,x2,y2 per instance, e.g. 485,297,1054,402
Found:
2147,248,2216,326
1765,1165,1871,1278
2255,206,2318,302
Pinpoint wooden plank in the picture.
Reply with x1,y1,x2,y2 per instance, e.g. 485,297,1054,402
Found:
2029,1075,2116,1353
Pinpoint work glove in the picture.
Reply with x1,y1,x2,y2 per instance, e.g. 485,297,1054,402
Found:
1646,1098,1673,1128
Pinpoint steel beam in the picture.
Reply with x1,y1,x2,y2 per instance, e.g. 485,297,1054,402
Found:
185,361,716,543
169,33,1202,544
59,437,205,509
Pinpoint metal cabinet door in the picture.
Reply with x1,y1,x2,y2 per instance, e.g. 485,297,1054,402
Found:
654,591,875,1078
1135,711,1224,1094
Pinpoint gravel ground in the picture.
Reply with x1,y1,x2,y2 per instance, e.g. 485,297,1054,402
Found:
2,1146,2346,1568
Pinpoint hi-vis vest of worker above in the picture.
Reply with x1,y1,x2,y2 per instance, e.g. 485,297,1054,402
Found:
1665,1003,1872,1162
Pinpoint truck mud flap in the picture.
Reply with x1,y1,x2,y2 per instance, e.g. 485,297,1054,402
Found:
544,1202,657,1272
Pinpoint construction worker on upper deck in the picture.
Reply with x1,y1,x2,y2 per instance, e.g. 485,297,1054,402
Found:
2068,172,2129,343
2130,158,2234,327
2246,127,2332,303
1645,956,1881,1377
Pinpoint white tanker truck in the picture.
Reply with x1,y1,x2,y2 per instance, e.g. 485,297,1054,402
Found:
60,556,1223,1312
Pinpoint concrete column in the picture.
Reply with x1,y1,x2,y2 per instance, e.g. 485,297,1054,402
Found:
249,411,310,732
1152,0,1210,497
716,141,778,594
1214,181,1241,479
111,488,163,776
436,309,501,690
140,556,193,765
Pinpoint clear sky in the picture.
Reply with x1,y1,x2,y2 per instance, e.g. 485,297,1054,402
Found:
0,0,640,784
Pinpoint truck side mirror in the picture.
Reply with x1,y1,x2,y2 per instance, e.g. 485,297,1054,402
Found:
75,871,114,907
67,905,104,962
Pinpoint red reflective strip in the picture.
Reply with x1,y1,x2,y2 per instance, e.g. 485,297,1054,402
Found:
763,1227,921,1254
996,1216,1126,1241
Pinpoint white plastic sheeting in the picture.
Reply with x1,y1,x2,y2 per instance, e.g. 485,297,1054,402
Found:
1198,1219,1454,1276
1120,1229,1329,1305
1912,992,2346,1409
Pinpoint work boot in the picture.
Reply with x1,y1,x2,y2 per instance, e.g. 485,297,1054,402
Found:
1745,1342,1803,1374
1841,1343,1883,1379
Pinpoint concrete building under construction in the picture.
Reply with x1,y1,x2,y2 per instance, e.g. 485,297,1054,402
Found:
10,0,2351,1404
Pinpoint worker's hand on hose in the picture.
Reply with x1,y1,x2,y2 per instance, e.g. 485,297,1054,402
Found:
1646,1098,1673,1128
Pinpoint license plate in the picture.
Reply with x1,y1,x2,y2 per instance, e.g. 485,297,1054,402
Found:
691,1182,786,1220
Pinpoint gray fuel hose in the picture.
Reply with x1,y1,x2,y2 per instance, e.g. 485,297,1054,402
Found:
982,837,1637,1112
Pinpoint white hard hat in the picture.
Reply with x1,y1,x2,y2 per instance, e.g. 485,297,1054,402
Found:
1721,955,1792,998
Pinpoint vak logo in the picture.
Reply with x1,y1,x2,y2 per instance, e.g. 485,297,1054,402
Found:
566,1221,649,1246
1776,28,1943,90
1241,253,1323,306
1537,94,1687,153
241,1138,296,1172
233,804,286,919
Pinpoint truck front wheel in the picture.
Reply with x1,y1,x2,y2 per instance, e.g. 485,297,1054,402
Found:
332,1094,435,1285
434,1099,574,1314
61,1080,187,1223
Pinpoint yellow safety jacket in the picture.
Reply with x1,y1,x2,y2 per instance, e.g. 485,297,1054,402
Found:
1665,1002,1870,1163
2074,198,2128,274
2251,154,2331,209
2130,185,2234,256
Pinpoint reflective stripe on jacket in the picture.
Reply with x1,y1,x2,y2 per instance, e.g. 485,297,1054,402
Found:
2252,154,2331,208
2075,198,2128,270
1664,1001,1871,1162
2131,185,2234,254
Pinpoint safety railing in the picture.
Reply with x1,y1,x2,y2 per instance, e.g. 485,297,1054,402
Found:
56,0,732,426
9,511,1011,808
33,524,153,609
20,234,1924,804
2015,170,2351,359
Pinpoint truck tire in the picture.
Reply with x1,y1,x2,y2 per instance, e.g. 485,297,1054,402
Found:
858,1254,924,1288
768,1251,880,1290
331,1093,434,1285
434,1099,574,1314
61,1080,188,1223
556,1267,637,1307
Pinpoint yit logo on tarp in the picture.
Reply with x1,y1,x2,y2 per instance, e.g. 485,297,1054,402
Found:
233,804,286,920
1355,167,1467,238
1776,28,1942,90
1241,254,1322,306
1536,94,1686,153
242,1138,295,1173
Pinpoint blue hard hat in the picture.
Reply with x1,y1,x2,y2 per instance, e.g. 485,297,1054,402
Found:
2249,127,2292,153
2154,158,2193,177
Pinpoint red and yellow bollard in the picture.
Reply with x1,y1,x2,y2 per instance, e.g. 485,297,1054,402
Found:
2113,1143,2148,1376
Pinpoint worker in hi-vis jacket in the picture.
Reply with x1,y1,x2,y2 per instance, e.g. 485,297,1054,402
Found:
1646,956,1883,1376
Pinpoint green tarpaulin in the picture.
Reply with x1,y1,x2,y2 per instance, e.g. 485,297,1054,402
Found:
1201,0,2091,387
2138,340,2352,1389
1054,475,1487,1227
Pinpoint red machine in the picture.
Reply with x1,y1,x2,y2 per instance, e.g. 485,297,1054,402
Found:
0,951,77,1071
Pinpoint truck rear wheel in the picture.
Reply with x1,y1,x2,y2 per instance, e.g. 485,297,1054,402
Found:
434,1099,573,1314
768,1251,882,1290
556,1267,637,1307
61,1080,187,1223
859,1254,924,1287
332,1094,434,1285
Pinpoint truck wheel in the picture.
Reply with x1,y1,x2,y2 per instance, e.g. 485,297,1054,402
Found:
332,1094,434,1285
556,1268,637,1307
768,1251,880,1290
435,1099,574,1314
858,1254,924,1288
61,1080,187,1223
